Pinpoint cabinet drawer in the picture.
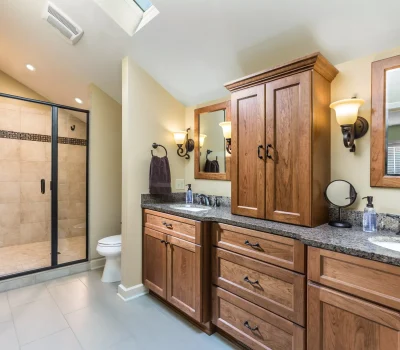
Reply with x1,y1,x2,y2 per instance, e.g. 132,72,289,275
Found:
212,223,305,273
143,209,199,244
212,287,305,350
308,282,400,350
308,247,400,311
212,247,305,326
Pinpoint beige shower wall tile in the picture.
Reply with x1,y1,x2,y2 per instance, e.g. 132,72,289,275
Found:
58,183,68,201
69,219,86,237
20,222,49,244
68,145,86,163
21,112,47,134
0,160,20,182
68,201,86,220
20,161,50,181
58,201,68,220
59,162,68,184
69,182,86,202
21,141,46,161
58,219,70,238
0,139,20,160
0,203,20,229
0,182,20,203
0,105,20,131
21,202,46,224
21,182,50,203
67,163,86,183
0,227,20,247
21,106,50,115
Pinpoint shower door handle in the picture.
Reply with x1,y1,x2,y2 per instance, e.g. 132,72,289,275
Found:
41,179,45,194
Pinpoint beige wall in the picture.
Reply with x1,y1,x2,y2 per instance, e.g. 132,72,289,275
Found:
89,85,122,259
184,97,231,196
331,46,400,214
120,57,186,289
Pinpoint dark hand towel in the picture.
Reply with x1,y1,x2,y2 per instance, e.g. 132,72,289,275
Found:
149,156,172,194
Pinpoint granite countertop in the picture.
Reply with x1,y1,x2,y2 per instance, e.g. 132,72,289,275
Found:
142,201,400,267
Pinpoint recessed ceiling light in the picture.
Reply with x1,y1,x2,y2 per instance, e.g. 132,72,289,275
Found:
26,64,36,71
75,98,83,104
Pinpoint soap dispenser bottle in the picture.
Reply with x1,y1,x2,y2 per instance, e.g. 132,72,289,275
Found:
362,196,377,232
186,184,193,204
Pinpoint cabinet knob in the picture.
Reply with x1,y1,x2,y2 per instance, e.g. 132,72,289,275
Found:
243,320,259,332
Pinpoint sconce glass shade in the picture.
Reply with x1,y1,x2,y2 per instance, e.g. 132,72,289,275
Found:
219,121,232,139
199,134,207,147
173,131,187,145
330,99,365,125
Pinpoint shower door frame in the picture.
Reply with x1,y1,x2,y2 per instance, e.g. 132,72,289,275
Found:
0,92,89,280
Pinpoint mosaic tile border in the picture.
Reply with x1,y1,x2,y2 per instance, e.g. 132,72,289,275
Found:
0,130,87,146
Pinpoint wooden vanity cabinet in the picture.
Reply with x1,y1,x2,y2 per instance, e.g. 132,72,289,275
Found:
308,247,400,350
226,53,338,227
143,210,210,328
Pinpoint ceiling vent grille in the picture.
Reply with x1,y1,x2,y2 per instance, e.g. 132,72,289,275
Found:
43,2,84,45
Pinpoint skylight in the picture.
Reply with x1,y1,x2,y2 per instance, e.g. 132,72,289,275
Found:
133,0,152,12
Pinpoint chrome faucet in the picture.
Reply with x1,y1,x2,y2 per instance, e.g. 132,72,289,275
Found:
197,194,210,206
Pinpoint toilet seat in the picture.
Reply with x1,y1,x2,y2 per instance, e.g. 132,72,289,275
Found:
98,235,121,247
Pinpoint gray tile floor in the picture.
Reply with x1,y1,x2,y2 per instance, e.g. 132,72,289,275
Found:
0,269,238,349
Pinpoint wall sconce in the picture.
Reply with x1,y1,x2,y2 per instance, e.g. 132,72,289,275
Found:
173,128,194,159
199,134,207,148
330,98,369,153
219,121,232,154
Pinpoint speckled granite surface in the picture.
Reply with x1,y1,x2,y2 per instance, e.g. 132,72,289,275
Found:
142,199,400,267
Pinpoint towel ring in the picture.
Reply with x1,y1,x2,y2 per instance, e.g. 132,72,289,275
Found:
151,143,168,157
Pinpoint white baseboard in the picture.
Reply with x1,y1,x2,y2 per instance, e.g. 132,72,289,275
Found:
117,283,148,302
90,258,106,270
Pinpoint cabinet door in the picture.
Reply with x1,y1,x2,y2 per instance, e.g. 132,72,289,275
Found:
143,228,167,299
167,235,202,322
265,71,312,226
231,85,265,218
308,282,400,350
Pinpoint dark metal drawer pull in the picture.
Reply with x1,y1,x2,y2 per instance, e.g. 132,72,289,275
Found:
244,321,258,331
244,276,259,286
244,240,260,248
162,222,173,229
160,240,166,244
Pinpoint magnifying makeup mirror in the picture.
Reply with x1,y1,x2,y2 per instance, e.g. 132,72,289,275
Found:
324,180,357,228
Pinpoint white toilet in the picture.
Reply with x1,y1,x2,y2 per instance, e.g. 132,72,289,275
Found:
96,235,122,283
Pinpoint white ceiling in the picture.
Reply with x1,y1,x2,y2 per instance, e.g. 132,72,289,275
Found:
1,0,400,109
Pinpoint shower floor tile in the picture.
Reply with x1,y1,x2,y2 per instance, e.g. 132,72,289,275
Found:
0,236,86,277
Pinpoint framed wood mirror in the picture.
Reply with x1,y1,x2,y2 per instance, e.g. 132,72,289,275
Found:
194,101,231,180
371,55,400,187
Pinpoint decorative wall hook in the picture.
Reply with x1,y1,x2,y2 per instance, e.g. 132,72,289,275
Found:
70,125,76,131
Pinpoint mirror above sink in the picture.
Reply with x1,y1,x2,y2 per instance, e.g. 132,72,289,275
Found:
194,101,231,181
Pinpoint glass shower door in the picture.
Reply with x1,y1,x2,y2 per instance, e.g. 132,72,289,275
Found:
0,95,52,277
56,107,87,264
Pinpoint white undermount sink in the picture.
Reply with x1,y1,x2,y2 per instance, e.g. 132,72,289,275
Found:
169,204,211,212
368,236,400,252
